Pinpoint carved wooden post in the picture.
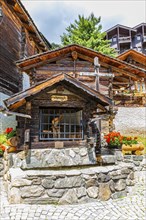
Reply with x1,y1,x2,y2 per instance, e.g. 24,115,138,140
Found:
134,81,138,92
24,101,31,159
140,78,144,93
30,68,36,85
71,51,78,78
108,68,115,132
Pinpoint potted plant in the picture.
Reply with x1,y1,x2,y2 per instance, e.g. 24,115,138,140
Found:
0,127,17,154
104,131,123,149
0,145,6,157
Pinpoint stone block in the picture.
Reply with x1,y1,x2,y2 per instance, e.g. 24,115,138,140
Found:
115,179,126,191
98,173,111,182
55,141,64,148
58,189,78,204
21,185,44,198
98,182,111,201
76,187,86,199
86,186,98,198
9,187,21,204
111,190,127,199
42,178,54,189
47,189,64,198
55,176,83,188
11,178,32,187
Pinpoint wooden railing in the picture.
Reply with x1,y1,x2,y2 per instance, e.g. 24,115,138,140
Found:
119,36,131,43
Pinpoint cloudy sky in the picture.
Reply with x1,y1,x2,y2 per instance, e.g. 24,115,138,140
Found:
21,0,146,44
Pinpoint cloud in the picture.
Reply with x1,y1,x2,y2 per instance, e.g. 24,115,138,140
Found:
21,0,146,44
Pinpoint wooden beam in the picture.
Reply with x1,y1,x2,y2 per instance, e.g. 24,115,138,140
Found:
18,53,71,71
77,53,141,80
100,61,141,81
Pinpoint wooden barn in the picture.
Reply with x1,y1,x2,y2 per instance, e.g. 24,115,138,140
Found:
0,0,50,96
4,44,146,152
116,49,146,106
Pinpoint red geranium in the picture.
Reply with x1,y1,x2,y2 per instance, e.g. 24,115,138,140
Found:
104,131,123,148
5,127,13,134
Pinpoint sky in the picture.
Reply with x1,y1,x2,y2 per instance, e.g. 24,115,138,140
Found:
21,0,146,44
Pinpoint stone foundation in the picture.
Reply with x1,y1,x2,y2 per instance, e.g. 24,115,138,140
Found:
0,157,4,176
9,147,96,169
6,164,134,204
2,148,145,205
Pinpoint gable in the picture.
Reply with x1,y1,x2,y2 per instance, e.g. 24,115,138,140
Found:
4,73,112,110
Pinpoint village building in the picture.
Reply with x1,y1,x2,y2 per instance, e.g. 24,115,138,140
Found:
113,49,146,136
4,44,146,151
105,23,146,55
0,2,145,206
0,0,51,131
2,44,146,205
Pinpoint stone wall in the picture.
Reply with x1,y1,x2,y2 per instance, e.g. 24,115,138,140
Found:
0,157,4,176
6,164,135,205
114,107,146,136
2,148,145,205
9,147,96,169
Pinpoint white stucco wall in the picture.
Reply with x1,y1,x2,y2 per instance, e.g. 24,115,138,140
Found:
114,107,146,136
22,73,30,90
0,93,17,133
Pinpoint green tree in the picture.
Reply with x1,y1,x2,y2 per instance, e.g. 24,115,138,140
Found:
60,13,117,57
50,42,61,50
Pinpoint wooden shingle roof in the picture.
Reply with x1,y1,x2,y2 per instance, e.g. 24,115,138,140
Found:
4,73,112,110
16,44,146,80
117,49,146,67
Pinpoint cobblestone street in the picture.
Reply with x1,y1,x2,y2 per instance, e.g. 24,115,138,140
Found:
0,170,146,220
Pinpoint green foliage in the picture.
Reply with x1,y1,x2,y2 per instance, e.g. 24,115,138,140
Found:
50,42,62,50
122,136,138,146
6,129,16,140
60,13,117,57
0,134,7,145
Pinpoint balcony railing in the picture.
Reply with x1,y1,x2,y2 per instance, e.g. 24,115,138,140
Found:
119,36,131,43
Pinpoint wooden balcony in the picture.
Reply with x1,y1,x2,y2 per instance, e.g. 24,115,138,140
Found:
119,36,131,44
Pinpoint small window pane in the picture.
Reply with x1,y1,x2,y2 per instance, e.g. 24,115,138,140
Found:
40,108,83,140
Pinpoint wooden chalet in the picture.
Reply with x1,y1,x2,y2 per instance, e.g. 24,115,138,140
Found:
4,44,146,152
0,0,50,95
4,73,112,152
116,49,146,106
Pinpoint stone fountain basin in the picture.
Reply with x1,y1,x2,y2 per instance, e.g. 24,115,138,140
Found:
6,162,135,205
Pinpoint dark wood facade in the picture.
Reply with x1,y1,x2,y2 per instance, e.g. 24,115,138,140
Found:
116,49,146,106
16,44,146,107
4,73,112,151
0,0,50,95
4,44,146,150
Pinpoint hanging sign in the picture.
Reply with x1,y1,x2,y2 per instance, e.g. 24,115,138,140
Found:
51,95,68,102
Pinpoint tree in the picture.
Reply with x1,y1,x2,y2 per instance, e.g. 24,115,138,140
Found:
50,42,61,50
60,13,117,57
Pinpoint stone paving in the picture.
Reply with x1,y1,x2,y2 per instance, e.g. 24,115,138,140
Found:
0,171,146,220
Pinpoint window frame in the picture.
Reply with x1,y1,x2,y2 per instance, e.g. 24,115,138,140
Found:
39,107,84,141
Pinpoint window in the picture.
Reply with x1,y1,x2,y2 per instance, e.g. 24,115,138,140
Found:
137,35,141,40
40,108,83,140
112,37,117,42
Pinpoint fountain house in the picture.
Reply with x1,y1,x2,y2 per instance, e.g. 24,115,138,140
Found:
3,44,140,204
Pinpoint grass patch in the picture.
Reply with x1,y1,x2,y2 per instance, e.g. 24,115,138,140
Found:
137,136,146,154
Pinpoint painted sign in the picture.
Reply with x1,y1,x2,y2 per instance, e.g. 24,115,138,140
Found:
51,95,68,102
